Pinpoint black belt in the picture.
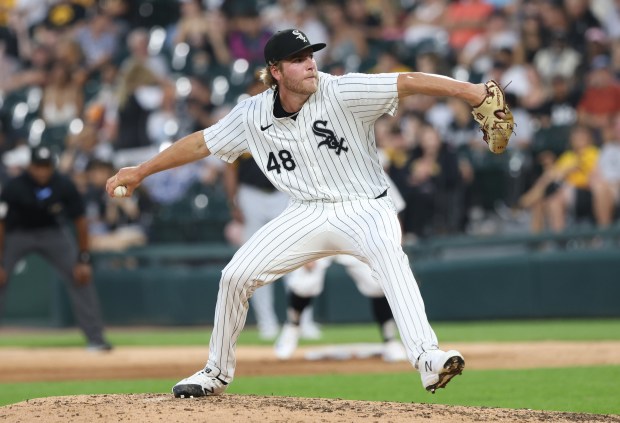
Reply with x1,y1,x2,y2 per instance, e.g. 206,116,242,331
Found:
246,185,277,193
375,189,388,199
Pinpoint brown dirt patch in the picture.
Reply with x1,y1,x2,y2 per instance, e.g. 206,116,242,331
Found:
1,341,619,422
2,394,619,423
1,341,620,382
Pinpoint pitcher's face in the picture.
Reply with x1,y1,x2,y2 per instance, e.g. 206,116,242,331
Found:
277,49,318,96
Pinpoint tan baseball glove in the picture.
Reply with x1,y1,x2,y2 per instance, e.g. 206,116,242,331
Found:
471,80,514,154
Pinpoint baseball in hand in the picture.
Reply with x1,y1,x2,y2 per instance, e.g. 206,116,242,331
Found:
113,185,128,197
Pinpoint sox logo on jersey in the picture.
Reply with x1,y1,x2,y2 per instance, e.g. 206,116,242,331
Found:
312,120,348,155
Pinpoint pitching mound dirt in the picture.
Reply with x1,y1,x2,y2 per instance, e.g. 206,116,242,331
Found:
2,393,619,423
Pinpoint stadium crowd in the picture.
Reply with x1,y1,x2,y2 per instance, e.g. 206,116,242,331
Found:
1,0,619,249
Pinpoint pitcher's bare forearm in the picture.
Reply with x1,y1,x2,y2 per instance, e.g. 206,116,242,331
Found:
107,131,211,196
137,131,211,179
397,73,486,106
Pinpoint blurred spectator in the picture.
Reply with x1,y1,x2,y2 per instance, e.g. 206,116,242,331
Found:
319,2,368,72
396,124,461,239
0,39,20,91
43,1,89,31
484,47,546,110
441,0,493,53
126,28,171,80
40,60,84,127
0,145,111,351
538,1,570,36
533,31,582,86
444,97,479,152
53,37,88,84
146,87,179,146
583,27,611,72
83,61,120,144
369,47,413,74
383,111,421,165
577,55,620,132
115,33,174,150
519,125,599,233
563,0,602,54
344,0,387,42
612,35,620,78
99,0,132,37
0,40,51,93
59,119,114,191
458,9,519,81
403,0,448,55
5,0,49,31
532,75,580,128
74,7,119,75
181,77,217,132
592,0,620,40
227,8,272,67
444,98,477,229
514,9,545,65
83,158,148,251
169,1,231,72
590,113,620,227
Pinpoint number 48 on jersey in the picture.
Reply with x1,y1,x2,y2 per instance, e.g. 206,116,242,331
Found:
267,150,296,173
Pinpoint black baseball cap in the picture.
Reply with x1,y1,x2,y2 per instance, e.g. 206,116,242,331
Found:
264,29,326,65
30,146,55,166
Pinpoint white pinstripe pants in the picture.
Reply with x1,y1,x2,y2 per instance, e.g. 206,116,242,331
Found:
208,196,438,381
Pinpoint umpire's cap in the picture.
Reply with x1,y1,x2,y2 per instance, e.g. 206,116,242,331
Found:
264,29,326,65
30,146,56,166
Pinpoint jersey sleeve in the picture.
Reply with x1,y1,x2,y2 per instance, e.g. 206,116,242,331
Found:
203,102,250,163
335,73,399,122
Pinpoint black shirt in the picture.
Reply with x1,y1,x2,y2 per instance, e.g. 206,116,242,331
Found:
0,171,85,232
237,154,277,192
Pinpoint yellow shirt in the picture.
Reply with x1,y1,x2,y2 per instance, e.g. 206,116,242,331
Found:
0,0,16,26
554,145,599,188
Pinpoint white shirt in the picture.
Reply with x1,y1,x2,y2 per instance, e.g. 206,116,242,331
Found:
599,143,620,182
204,72,399,202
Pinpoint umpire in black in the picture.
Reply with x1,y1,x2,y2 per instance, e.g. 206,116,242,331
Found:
0,146,111,351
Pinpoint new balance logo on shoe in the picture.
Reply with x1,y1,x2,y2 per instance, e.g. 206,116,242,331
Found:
425,362,433,372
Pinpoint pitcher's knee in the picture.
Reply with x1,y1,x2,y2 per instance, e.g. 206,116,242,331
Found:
220,265,260,293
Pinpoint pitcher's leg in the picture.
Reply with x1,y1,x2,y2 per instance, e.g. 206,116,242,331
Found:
336,199,438,362
338,199,464,392
208,201,329,381
238,186,288,340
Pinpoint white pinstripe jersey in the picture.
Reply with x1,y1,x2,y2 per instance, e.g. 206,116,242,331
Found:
203,72,399,202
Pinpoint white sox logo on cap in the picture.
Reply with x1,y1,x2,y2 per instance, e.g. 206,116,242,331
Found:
292,30,307,43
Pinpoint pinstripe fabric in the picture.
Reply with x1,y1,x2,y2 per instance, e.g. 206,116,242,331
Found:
203,72,438,381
